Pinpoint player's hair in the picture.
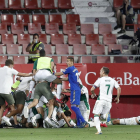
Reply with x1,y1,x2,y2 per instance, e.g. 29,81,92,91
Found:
67,57,74,63
33,33,39,39
62,95,69,103
5,59,14,66
64,110,71,117
102,67,110,75
39,49,46,57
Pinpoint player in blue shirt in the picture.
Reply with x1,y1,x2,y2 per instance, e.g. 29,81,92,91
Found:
55,57,88,128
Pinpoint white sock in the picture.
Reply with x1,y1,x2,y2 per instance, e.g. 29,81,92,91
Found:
57,84,62,99
94,117,101,132
52,107,57,120
88,121,95,127
29,81,35,91
69,120,76,126
34,114,42,120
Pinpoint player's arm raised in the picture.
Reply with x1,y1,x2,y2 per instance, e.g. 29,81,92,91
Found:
114,87,121,104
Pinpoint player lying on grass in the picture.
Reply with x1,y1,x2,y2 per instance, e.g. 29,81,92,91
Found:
112,116,140,125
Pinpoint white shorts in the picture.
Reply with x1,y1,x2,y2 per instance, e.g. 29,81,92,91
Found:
93,100,112,115
35,70,57,82
36,96,48,109
120,117,137,125
80,110,90,122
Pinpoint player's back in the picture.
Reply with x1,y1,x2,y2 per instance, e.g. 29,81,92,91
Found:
98,76,119,102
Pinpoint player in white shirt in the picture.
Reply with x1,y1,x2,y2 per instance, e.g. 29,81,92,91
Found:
91,67,121,134
0,59,32,127
112,116,140,125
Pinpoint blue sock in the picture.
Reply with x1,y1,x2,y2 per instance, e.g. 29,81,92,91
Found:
71,106,86,124
76,115,81,126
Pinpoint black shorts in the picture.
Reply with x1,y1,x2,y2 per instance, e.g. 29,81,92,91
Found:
126,16,134,24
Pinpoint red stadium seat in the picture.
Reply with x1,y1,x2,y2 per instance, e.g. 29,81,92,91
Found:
81,24,94,35
49,14,63,26
113,0,123,8
51,34,64,45
131,0,140,9
28,23,42,34
25,0,39,9
97,56,110,63
2,34,14,44
0,56,7,64
91,44,105,55
108,44,122,53
134,24,140,33
11,23,24,34
99,24,112,35
45,23,59,34
44,44,52,54
7,44,19,54
81,56,92,63
86,34,99,45
0,0,6,10
8,0,22,9
0,45,4,54
138,15,140,24
63,23,76,35
68,34,81,45
61,56,68,63
58,0,74,9
51,56,58,63
41,0,57,9
1,15,14,26
39,34,47,44
22,44,29,54
32,15,46,25
13,56,25,64
103,34,117,45
73,44,87,55
17,14,30,26
0,24,8,34
18,34,30,45
66,14,80,26
114,57,128,63
56,44,69,54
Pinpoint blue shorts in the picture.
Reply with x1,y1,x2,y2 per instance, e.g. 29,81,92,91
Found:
70,90,81,105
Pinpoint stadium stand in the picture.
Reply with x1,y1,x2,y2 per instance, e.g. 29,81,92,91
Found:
99,24,112,35
45,23,59,34
28,23,42,34
0,23,8,34
11,23,24,34
68,34,81,45
17,34,30,45
97,56,111,63
6,44,19,54
86,34,99,45
103,34,117,45
2,34,14,44
44,44,52,55
13,56,25,64
8,0,22,9
138,14,140,24
113,0,123,8
73,44,87,55
0,56,7,64
0,0,6,10
16,14,30,26
58,0,74,9
63,23,77,35
56,44,69,55
114,56,128,63
32,15,46,25
51,34,64,45
66,14,81,26
81,24,94,35
39,34,47,44
41,0,57,9
91,44,105,55
24,0,39,9
0,45,4,54
49,14,63,26
22,44,29,54
131,0,140,9
1,14,14,25
108,44,122,53
81,56,92,63
134,24,140,33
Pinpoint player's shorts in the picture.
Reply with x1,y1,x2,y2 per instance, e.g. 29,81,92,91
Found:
70,90,81,105
35,70,57,82
36,96,48,109
80,110,90,122
13,91,26,105
0,93,15,106
120,117,137,125
93,100,112,115
34,82,54,101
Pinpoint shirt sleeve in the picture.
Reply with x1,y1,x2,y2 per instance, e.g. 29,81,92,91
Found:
62,67,71,75
33,60,37,70
93,78,101,88
114,80,120,89
11,69,19,76
27,43,31,47
37,43,44,50
51,59,54,62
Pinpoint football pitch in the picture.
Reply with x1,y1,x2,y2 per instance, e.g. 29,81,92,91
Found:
0,125,140,140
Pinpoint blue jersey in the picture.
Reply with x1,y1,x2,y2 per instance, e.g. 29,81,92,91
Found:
63,66,81,91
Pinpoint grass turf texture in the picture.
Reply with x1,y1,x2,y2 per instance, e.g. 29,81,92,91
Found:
0,125,140,140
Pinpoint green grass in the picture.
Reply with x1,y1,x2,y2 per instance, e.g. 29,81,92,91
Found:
0,125,140,140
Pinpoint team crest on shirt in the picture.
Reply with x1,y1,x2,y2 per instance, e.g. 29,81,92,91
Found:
39,47,42,50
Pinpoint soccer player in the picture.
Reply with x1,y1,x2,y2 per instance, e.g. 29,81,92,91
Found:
91,67,121,134
0,59,32,127
112,116,140,125
55,57,88,128
33,49,62,99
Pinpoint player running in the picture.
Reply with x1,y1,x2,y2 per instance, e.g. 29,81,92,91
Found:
91,67,121,134
55,57,88,128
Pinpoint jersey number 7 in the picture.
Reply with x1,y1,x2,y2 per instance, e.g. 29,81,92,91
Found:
106,84,110,95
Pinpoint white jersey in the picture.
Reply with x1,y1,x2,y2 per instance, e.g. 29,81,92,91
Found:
93,76,119,102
